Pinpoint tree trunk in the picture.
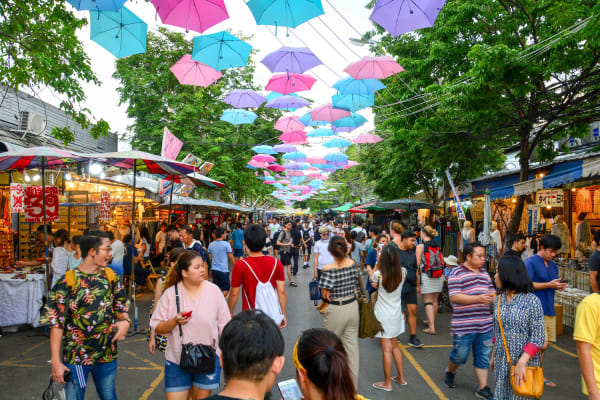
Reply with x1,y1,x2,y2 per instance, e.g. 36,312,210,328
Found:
508,127,532,235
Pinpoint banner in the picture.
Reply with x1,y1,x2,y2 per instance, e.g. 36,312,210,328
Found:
159,179,173,195
161,127,183,161
25,186,59,223
198,162,214,176
536,189,564,207
444,169,466,220
181,153,202,168
10,183,25,212
527,205,541,235
100,192,111,220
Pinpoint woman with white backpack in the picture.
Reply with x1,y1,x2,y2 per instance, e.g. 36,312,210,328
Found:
416,226,445,335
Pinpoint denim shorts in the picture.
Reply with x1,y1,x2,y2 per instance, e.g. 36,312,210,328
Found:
233,249,244,258
211,270,230,291
164,357,221,392
449,330,493,369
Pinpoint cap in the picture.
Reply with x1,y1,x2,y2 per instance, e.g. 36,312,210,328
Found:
444,255,458,266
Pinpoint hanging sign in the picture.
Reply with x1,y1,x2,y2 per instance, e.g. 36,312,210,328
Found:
536,189,564,207
198,162,214,176
161,127,183,161
25,186,59,222
182,153,202,168
10,183,25,212
527,205,541,235
100,192,111,220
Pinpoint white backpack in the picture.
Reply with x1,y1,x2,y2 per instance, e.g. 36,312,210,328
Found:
242,258,283,326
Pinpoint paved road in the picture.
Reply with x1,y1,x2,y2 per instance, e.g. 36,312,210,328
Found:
0,254,587,399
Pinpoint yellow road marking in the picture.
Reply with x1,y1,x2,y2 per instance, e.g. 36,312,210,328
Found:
549,343,577,358
21,338,49,356
398,344,449,400
124,350,162,370
138,370,164,400
123,337,148,344
417,345,454,348
0,361,43,368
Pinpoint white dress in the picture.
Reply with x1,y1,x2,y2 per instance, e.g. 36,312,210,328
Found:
372,268,407,339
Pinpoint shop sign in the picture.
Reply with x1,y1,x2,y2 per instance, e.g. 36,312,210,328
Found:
211,215,220,225
100,192,111,220
536,189,564,207
527,205,541,235
24,186,59,222
182,153,202,167
10,183,25,212
198,162,214,176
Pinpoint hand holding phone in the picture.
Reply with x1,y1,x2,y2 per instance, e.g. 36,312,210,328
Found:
182,311,192,318
278,379,303,400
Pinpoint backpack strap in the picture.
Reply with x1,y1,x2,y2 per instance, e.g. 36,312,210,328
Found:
241,259,261,282
267,257,278,282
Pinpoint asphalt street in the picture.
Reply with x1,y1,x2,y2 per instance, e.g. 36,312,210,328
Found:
0,253,587,400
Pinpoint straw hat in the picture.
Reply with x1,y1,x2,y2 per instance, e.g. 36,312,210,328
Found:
444,255,459,266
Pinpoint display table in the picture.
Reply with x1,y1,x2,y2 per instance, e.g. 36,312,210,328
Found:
0,274,45,328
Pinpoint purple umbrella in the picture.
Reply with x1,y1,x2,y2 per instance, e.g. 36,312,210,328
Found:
223,89,266,108
266,95,311,109
273,144,298,153
261,46,323,73
332,125,355,133
370,0,447,37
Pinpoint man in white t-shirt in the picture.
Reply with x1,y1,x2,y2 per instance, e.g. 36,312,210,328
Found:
313,226,333,280
351,219,367,239
268,217,281,256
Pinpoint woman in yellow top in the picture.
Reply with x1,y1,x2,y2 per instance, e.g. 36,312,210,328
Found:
293,328,369,400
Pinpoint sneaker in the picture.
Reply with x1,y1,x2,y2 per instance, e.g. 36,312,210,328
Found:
475,386,493,399
443,371,455,388
303,263,310,269
408,336,424,348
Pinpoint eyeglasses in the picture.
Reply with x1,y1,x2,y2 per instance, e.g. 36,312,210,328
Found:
97,246,112,252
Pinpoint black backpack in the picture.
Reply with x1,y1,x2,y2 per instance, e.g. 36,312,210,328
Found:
273,230,284,250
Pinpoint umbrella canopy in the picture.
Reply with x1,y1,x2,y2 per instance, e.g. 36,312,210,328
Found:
310,104,351,122
298,111,328,127
150,0,229,33
265,92,299,111
252,145,276,154
266,95,310,109
306,157,327,164
381,199,441,211
343,160,360,170
333,203,354,212
277,179,291,184
275,116,305,133
267,164,286,172
223,89,266,108
246,0,324,29
286,170,304,177
220,109,257,125
333,112,368,128
279,131,307,143
344,56,405,80
273,144,297,153
266,73,316,94
261,46,323,74
322,138,352,148
353,133,383,144
332,125,355,133
67,0,126,11
192,31,252,70
248,160,269,168
332,93,375,112
0,147,86,170
282,151,307,160
90,7,147,58
252,154,276,163
306,128,336,138
324,152,349,162
170,54,222,87
307,172,322,178
333,76,386,95
283,162,307,170
370,0,446,37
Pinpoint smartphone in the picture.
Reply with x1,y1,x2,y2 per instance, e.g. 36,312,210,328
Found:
559,279,569,283
182,311,192,318
378,243,384,251
278,379,303,400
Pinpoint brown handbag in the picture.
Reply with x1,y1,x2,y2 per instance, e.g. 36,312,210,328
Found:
356,273,383,338
497,295,544,399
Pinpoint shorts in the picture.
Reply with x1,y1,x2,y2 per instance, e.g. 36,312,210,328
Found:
262,249,269,255
211,270,231,291
164,358,221,392
449,330,493,369
233,249,244,258
280,252,291,266
303,244,312,255
265,241,272,248
401,284,418,305
544,315,557,342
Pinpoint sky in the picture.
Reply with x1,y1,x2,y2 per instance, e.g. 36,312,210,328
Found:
35,0,381,158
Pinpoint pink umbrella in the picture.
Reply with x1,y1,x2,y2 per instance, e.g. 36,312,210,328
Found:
306,166,319,171
266,73,317,94
353,133,383,144
151,0,229,33
310,104,351,122
301,189,311,195
248,160,268,168
308,172,322,178
264,180,276,184
344,56,405,80
278,180,291,184
289,185,302,190
267,164,285,172
306,157,327,164
170,55,222,87
346,160,360,167
252,154,276,163
286,170,304,176
279,131,307,143
275,116,305,133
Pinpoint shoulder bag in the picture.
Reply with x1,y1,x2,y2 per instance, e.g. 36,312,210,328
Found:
175,284,216,374
497,295,544,399
356,272,383,338
309,278,321,305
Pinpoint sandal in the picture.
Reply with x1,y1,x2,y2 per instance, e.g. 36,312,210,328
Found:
372,382,392,392
392,377,408,386
289,281,298,287
544,380,557,387
423,328,437,335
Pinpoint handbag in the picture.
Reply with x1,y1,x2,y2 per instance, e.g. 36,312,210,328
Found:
309,278,321,305
175,284,216,375
497,295,544,399
356,273,383,338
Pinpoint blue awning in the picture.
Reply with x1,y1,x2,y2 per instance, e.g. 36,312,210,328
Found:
543,160,583,189
490,185,514,201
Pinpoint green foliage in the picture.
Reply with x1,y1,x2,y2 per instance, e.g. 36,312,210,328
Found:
113,29,282,202
0,0,110,144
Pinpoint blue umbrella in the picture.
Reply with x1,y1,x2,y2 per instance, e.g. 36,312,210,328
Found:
246,0,324,30
252,145,276,154
333,113,368,128
67,0,126,11
322,138,352,148
282,151,307,160
307,128,336,138
332,76,386,95
324,152,349,162
331,93,375,112
332,125,356,133
221,109,257,125
298,112,328,127
192,31,252,70
90,7,147,58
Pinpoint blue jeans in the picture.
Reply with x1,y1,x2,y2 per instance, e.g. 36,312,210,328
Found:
449,330,493,369
65,360,118,400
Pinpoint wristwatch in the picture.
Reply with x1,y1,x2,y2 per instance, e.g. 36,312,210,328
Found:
120,316,132,325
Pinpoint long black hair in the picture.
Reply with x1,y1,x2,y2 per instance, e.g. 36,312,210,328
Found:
497,256,533,294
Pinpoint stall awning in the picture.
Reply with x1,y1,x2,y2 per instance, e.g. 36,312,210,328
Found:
513,178,543,197
582,157,600,178
490,185,514,201
542,160,583,189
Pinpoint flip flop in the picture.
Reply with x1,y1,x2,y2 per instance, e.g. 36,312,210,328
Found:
544,380,557,387
392,377,408,386
289,281,298,287
423,328,437,335
372,382,392,392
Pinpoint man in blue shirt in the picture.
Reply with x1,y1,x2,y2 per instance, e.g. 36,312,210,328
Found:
208,227,234,296
232,223,245,261
525,234,567,387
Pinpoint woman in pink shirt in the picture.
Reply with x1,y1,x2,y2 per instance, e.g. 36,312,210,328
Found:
150,251,231,400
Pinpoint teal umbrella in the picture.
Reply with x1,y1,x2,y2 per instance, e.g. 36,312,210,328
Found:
332,76,386,95
220,109,257,125
307,128,336,138
90,7,147,58
333,113,368,128
192,31,252,70
299,111,328,127
322,138,352,148
331,93,375,112
246,0,324,31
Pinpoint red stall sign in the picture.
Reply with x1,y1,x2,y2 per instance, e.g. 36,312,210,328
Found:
25,186,59,223
10,183,25,213
100,192,111,220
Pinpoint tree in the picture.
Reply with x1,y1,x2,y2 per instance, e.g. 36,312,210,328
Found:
329,145,377,203
0,0,110,144
113,29,283,202
366,0,600,230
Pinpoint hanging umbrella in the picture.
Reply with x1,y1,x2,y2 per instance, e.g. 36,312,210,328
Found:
192,31,252,70
333,113,368,128
282,151,307,161
90,7,148,59
223,89,266,108
266,73,316,94
66,0,126,11
324,152,349,162
279,131,307,143
307,128,336,138
322,166,338,172
267,164,285,172
220,109,257,125
273,144,297,153
328,161,347,167
252,145,276,154
261,46,322,73
306,157,327,164
344,56,405,80
283,162,308,170
266,95,310,109
275,116,305,133
353,133,383,144
170,54,222,87
265,92,299,111
343,160,360,169
264,180,277,184
277,179,291,184
322,138,352,148
332,125,355,133
306,166,319,171
246,0,324,30
332,93,375,112
298,111,328,127
310,104,350,122
248,160,269,168
286,171,304,177
150,0,229,33
307,172,322,178
252,154,276,163
370,0,446,37
332,76,386,95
